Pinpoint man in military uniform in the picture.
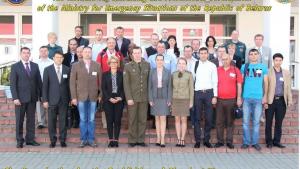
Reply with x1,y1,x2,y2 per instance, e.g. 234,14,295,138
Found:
123,46,150,147
225,30,247,64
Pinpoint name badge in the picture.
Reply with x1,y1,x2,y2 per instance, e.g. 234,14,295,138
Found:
256,69,262,74
279,77,284,82
92,72,97,76
229,73,236,77
63,74,68,78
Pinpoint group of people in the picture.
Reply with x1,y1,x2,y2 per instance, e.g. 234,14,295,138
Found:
10,26,293,151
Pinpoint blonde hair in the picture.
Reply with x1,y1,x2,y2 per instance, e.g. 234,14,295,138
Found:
48,32,57,39
107,56,120,68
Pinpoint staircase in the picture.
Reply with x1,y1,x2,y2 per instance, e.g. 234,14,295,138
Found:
0,89,298,153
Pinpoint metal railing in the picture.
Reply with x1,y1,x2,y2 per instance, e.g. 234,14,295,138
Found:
0,61,16,86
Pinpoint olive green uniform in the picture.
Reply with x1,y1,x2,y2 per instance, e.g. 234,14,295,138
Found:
123,60,150,144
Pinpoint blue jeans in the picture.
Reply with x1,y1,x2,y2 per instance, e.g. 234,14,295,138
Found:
242,98,262,145
78,100,97,142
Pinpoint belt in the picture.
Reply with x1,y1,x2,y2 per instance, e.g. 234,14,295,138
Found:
197,89,213,93
274,96,284,100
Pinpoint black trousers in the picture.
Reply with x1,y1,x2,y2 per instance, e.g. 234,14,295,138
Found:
15,101,36,143
265,97,286,144
71,105,80,126
194,89,213,143
104,100,124,140
48,100,68,143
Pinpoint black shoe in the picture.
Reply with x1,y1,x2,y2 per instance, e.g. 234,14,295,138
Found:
176,139,181,147
252,144,262,151
137,142,147,147
241,144,249,149
108,141,114,148
37,125,46,129
180,140,185,147
266,143,273,148
273,143,286,148
160,144,166,148
155,143,161,146
72,123,79,128
114,141,119,148
129,143,136,147
16,142,23,148
194,142,200,148
60,142,67,148
26,140,40,146
79,141,86,148
226,143,234,149
204,142,213,148
214,142,224,148
49,142,56,148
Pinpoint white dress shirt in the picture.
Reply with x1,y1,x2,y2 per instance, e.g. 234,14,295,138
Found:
194,60,218,97
35,58,54,81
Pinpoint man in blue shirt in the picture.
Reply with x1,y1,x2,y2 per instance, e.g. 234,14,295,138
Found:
240,48,268,151
147,42,177,73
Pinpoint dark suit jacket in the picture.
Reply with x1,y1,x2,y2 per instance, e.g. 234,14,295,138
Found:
101,71,125,102
115,37,131,58
74,37,89,47
63,52,78,68
10,61,42,103
42,64,70,105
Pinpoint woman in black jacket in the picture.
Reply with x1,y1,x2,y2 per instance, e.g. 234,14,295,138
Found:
101,56,125,148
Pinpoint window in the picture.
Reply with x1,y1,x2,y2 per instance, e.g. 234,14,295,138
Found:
290,40,295,62
290,16,294,36
80,14,107,36
210,15,236,37
22,16,32,35
160,14,205,22
0,16,14,35
112,14,157,21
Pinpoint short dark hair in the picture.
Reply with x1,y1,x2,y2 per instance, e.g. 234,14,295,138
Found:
158,41,166,48
95,29,103,33
53,51,63,57
184,45,193,51
199,47,208,53
248,48,259,55
75,26,83,30
217,45,226,51
83,46,92,50
116,26,124,30
254,34,264,40
39,46,48,50
273,53,284,60
68,38,78,45
132,46,142,52
156,54,164,60
20,47,30,53
205,36,217,47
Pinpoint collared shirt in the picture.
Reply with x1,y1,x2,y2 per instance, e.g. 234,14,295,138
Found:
90,42,106,61
217,66,243,99
54,64,62,73
111,73,118,93
274,68,284,96
84,60,91,73
117,37,123,50
185,57,196,78
35,58,54,81
147,52,177,73
70,52,75,63
194,60,218,97
157,69,163,88
21,59,31,70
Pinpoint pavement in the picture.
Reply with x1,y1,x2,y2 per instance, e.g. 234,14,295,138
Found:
0,152,298,169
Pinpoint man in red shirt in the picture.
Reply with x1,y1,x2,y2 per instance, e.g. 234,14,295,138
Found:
215,54,243,149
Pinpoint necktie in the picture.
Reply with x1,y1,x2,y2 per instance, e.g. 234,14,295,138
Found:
57,66,61,83
25,63,30,76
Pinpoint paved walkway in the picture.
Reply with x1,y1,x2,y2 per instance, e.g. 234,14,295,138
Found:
0,152,298,169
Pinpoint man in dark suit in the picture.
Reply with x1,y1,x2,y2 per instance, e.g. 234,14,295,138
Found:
10,47,42,148
63,39,80,128
115,26,131,60
73,26,89,47
42,51,70,148
63,38,78,68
